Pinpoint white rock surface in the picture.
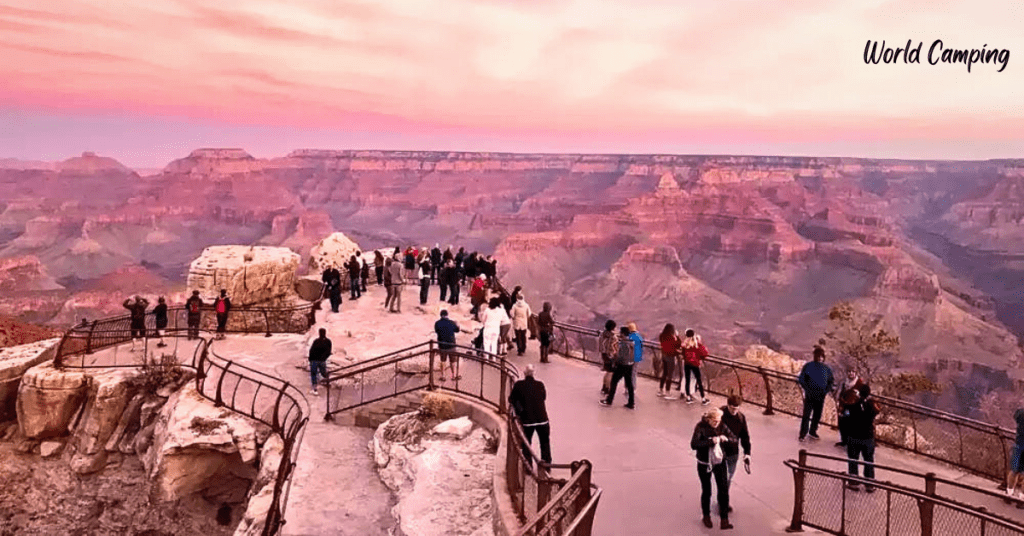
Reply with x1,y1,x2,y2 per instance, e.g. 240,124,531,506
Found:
432,417,474,440
0,338,60,421
187,245,300,304
233,434,285,536
39,440,64,458
69,368,140,473
16,361,89,439
307,232,363,274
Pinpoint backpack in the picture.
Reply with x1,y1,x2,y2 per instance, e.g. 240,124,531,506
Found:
616,338,634,366
216,299,227,314
188,299,200,314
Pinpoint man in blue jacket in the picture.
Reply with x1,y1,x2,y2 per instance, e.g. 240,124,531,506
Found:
798,346,835,441
627,322,644,390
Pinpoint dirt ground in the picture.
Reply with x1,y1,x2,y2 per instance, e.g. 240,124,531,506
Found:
0,440,236,536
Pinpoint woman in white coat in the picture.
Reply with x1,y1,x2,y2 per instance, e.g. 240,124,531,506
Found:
480,297,509,358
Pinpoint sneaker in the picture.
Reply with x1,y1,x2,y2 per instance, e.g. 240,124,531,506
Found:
686,395,695,404
599,400,611,406
846,482,860,491
808,433,820,440
624,404,635,409
798,436,806,442
156,342,167,348
701,398,710,405
310,389,319,396
439,376,446,381
657,390,664,397
864,486,876,493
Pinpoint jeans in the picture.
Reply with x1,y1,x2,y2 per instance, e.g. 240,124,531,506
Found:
698,461,730,519
350,278,361,299
800,396,826,438
309,360,329,387
515,329,527,354
660,356,676,391
724,454,739,485
187,315,200,339
216,313,228,333
390,284,403,312
447,283,460,305
685,364,705,398
605,364,635,406
329,294,341,313
439,282,447,302
847,437,876,479
522,423,552,464
375,266,384,285
420,278,430,305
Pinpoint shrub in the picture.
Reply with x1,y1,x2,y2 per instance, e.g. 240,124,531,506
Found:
420,392,455,421
130,353,189,395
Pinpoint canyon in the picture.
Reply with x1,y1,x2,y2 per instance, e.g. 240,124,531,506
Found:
1,149,1023,419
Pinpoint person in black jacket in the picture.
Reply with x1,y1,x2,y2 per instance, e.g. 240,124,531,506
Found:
691,407,738,530
185,290,203,340
327,268,343,313
845,384,880,491
153,297,168,348
430,244,442,283
308,328,332,396
347,256,362,300
374,250,385,285
720,395,752,496
798,346,835,441
509,364,551,464
123,295,149,350
214,289,231,340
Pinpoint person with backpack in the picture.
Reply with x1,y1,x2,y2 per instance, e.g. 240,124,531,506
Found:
153,297,168,348
536,302,555,364
691,407,737,529
600,326,636,409
308,328,332,396
186,290,203,340
122,295,149,351
598,320,618,395
214,289,231,340
658,323,682,398
681,329,710,405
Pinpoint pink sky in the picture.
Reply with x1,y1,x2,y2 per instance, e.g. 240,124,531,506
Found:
1,0,1023,166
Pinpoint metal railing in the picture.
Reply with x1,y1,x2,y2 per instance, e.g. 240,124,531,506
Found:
322,340,601,536
785,450,1024,535
52,307,315,536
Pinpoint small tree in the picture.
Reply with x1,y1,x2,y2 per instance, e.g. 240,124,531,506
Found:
823,301,901,380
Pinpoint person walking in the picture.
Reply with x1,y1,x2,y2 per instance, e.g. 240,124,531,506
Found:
418,257,432,306
509,364,552,464
598,320,617,395
326,268,343,313
185,290,203,340
600,326,636,409
658,323,681,398
835,367,866,448
374,250,385,285
388,254,405,313
536,302,555,363
153,297,168,348
123,295,149,350
308,328,332,396
844,385,879,492
434,310,462,381
346,255,362,300
720,395,752,499
1006,409,1024,498
627,322,643,390
480,297,509,357
511,295,532,356
214,289,231,340
691,407,737,529
681,329,710,404
798,346,835,441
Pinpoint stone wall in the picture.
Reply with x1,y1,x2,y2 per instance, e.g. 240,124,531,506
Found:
187,246,300,305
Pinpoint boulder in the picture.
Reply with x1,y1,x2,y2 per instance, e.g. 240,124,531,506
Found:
307,232,363,274
432,416,474,440
71,368,139,456
232,434,285,536
16,361,88,439
0,338,60,421
186,245,300,305
39,440,64,458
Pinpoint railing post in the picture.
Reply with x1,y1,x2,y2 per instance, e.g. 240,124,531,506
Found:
86,321,96,354
271,382,288,430
572,461,594,536
919,472,936,536
428,341,436,391
499,354,507,414
786,449,807,533
760,367,775,415
214,360,232,407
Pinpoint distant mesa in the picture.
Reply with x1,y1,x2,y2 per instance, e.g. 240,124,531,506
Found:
55,152,132,175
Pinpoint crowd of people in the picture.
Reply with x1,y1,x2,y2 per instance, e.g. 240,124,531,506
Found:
117,289,233,349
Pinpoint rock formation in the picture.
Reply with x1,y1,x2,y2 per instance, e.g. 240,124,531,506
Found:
307,232,363,274
0,338,59,421
187,246,300,304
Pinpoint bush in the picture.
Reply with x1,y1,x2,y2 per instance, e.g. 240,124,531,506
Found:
420,392,455,421
130,354,189,395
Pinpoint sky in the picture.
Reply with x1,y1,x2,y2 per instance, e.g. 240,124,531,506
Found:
1,0,1023,167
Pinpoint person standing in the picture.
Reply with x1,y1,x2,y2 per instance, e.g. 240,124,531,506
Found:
691,407,737,530
153,297,168,348
600,326,636,409
383,257,394,310
798,346,835,441
418,257,432,306
536,302,555,364
658,323,682,398
598,320,618,395
308,328,332,396
681,329,710,405
326,268,343,313
446,259,461,306
1006,409,1024,498
438,259,451,303
214,290,232,339
347,255,362,300
627,322,644,392
123,295,149,350
434,310,462,381
511,295,532,356
509,364,552,464
844,385,879,492
480,297,508,357
470,274,487,319
359,251,369,292
388,254,404,313
186,290,203,340
835,367,866,447
430,244,442,283
374,250,385,286
720,395,752,499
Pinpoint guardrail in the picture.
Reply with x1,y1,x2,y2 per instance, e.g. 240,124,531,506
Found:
322,340,601,536
52,305,315,536
784,450,1024,535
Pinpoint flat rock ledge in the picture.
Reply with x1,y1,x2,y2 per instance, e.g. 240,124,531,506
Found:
0,338,60,421
372,412,495,536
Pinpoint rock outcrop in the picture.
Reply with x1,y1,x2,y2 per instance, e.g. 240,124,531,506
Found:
307,232,363,274
187,246,301,305
16,361,89,439
0,338,59,421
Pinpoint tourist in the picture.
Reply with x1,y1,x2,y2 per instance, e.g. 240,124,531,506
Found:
691,407,736,529
835,367,866,447
536,302,555,364
214,289,232,340
598,320,618,395
123,295,149,350
434,309,462,381
438,259,451,302
511,295,532,356
463,252,478,284
430,244,442,283
443,245,454,264
374,250,385,285
627,322,643,390
383,257,394,310
185,290,203,340
481,297,509,357
388,254,404,313
798,346,835,441
681,329,710,405
359,251,369,292
346,255,361,300
326,268,342,313
470,274,487,319
509,286,522,311
658,323,681,398
403,246,416,281
307,328,332,396
446,260,461,306
720,395,752,496
320,266,332,300
1006,409,1024,498
844,385,879,492
600,326,636,409
153,297,168,348
455,247,467,284
418,256,432,306
509,364,552,464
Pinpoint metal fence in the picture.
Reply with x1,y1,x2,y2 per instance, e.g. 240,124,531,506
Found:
785,450,1024,535
322,340,602,536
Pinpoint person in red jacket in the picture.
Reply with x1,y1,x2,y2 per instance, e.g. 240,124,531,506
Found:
658,323,682,398
681,329,710,405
